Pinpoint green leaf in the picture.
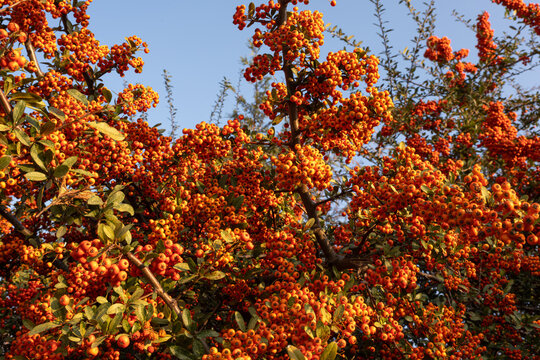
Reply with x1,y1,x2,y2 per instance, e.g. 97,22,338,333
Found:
272,115,284,125
88,121,125,141
0,155,11,170
333,304,344,323
205,271,226,280
221,229,234,243
48,107,65,121
56,225,67,239
287,345,306,360
12,101,26,123
173,263,190,271
14,128,31,146
130,287,145,302
101,223,115,240
22,319,35,331
182,308,193,329
320,342,338,360
67,89,89,106
198,329,219,338
40,121,56,136
107,303,124,315
28,321,60,335
102,88,113,103
169,346,193,360
304,218,315,230
61,156,78,169
30,146,47,171
114,203,134,216
88,195,103,206
25,171,47,181
53,165,70,178
0,123,10,131
235,311,246,332
320,307,332,324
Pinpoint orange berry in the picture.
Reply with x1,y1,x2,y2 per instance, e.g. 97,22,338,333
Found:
117,334,130,349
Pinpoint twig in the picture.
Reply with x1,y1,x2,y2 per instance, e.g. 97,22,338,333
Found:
25,40,45,78
0,88,13,117
124,251,181,315
0,0,30,14
314,189,353,207
0,205,32,237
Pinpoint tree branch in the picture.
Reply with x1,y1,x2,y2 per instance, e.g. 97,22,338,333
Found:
277,0,344,266
0,87,13,117
25,40,45,78
125,251,181,316
0,205,32,237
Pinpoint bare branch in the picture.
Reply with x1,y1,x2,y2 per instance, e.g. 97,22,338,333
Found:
0,88,13,117
0,205,32,237
0,0,30,14
25,40,45,78
125,251,181,316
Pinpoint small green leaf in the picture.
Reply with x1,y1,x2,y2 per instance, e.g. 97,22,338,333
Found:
48,107,65,121
107,303,124,315
102,223,115,240
333,304,344,323
25,171,47,181
221,229,234,243
28,322,60,335
320,342,338,360
56,225,67,239
88,121,125,141
0,155,11,170
88,195,103,206
61,156,78,168
67,89,89,106
272,115,284,125
114,203,134,216
22,319,35,330
12,101,26,122
14,128,31,146
182,308,193,329
304,218,315,230
235,311,246,332
40,121,56,136
53,165,70,178
102,88,113,103
30,146,47,171
205,271,226,280
173,263,190,271
287,345,306,360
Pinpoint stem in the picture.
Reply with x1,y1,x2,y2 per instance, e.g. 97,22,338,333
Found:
0,0,30,14
0,206,32,237
25,40,45,78
0,88,13,117
60,15,96,95
276,0,341,265
125,251,181,316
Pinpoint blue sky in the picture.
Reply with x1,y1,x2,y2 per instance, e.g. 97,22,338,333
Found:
84,1,529,133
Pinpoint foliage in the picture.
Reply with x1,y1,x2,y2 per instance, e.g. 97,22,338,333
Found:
0,0,538,360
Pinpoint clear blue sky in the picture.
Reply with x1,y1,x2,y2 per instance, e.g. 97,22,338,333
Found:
85,1,530,133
